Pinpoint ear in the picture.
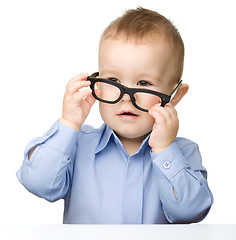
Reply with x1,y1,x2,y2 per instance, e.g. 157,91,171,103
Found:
170,83,189,107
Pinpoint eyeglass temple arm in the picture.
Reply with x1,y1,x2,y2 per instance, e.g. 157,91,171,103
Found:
89,72,99,78
170,80,183,99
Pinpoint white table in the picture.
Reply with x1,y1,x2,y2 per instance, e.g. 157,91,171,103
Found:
2,224,236,240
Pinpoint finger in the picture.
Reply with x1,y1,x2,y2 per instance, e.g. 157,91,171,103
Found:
68,73,89,85
164,103,177,118
84,92,96,107
67,80,91,95
149,104,171,121
73,89,92,103
66,73,89,90
149,107,166,123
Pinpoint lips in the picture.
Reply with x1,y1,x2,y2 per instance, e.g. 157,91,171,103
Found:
118,110,138,116
117,110,139,121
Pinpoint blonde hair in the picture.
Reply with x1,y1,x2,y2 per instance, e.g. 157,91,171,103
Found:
99,7,184,82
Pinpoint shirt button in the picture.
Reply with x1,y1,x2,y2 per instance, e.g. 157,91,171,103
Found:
163,161,171,169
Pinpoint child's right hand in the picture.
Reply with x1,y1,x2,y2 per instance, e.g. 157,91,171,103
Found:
59,73,96,130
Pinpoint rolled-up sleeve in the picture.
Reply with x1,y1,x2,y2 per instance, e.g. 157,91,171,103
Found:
16,121,79,202
151,138,214,223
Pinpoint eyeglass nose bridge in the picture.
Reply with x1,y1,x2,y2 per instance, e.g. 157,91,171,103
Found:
119,85,148,112
120,86,135,101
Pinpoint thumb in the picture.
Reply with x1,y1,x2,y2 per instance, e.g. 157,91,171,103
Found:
85,92,96,107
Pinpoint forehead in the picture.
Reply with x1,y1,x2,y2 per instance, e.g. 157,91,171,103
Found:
99,35,171,58
99,37,173,81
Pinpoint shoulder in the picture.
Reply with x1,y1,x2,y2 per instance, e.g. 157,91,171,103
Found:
175,137,199,151
78,123,106,140
175,137,201,159
75,123,108,153
175,137,203,169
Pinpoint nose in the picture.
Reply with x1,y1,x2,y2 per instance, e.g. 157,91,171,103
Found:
121,93,131,102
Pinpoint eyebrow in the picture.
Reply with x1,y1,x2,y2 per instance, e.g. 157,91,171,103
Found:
137,73,161,82
100,70,161,82
100,70,120,76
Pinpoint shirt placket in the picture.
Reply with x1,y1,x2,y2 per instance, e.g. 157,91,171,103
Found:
122,153,144,224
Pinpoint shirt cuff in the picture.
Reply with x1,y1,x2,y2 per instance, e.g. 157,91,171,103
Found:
37,120,79,156
151,141,188,180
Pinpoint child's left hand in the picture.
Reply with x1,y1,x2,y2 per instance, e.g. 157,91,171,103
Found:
148,103,179,153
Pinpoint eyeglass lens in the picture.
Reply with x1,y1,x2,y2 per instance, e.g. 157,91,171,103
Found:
133,92,161,110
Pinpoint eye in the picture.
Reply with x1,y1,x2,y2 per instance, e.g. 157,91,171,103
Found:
137,80,151,87
108,77,121,84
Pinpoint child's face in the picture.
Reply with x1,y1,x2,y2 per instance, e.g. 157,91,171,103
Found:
98,36,176,141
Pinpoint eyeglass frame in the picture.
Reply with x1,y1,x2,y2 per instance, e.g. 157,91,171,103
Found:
87,72,183,112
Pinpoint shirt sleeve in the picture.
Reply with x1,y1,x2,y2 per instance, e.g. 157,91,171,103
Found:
16,120,79,202
151,139,214,223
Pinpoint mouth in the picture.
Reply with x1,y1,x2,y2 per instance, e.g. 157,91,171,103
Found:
117,110,139,120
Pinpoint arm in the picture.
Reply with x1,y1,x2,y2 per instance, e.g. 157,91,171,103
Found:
26,73,94,160
17,73,96,201
16,121,79,202
28,145,37,161
148,101,213,223
151,139,213,223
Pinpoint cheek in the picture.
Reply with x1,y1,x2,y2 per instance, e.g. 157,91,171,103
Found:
99,103,113,122
143,113,155,130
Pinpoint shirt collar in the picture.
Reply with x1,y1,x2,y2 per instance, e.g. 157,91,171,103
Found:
95,124,151,154
95,124,114,154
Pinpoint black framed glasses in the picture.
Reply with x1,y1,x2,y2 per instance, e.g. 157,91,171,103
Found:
87,72,182,112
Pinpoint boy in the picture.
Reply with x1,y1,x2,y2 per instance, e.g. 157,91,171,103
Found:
17,7,213,224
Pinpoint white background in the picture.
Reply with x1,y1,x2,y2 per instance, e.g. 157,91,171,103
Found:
0,0,235,225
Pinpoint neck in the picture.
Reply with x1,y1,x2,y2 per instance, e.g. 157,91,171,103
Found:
116,133,149,156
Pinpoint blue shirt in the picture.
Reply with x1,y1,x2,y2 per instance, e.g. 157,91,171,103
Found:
16,121,213,224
